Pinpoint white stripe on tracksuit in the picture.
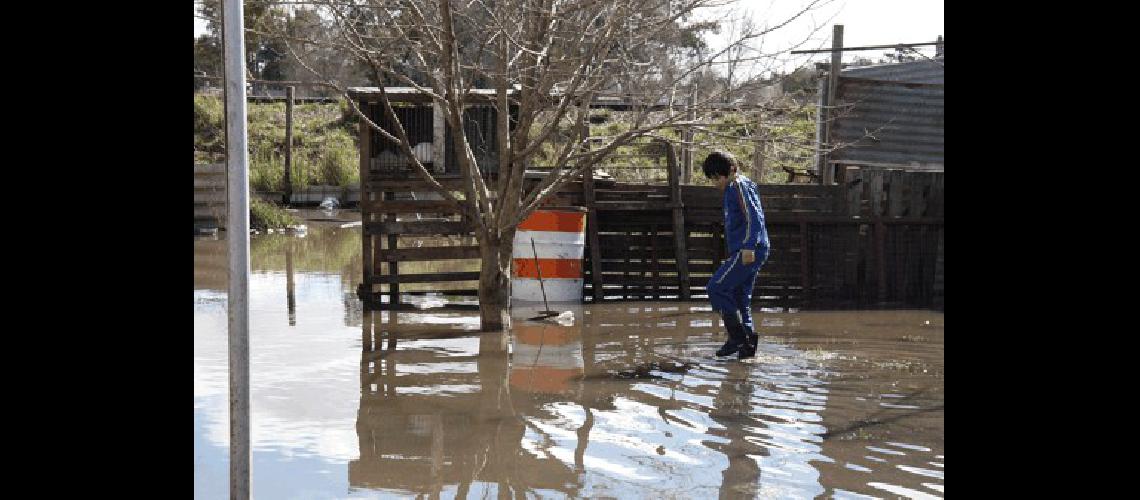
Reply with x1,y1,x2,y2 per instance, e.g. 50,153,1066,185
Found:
734,176,752,248
715,252,741,284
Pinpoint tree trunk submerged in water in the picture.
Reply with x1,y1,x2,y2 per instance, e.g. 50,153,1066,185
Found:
477,231,514,332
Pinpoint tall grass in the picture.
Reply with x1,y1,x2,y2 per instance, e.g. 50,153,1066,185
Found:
250,198,299,230
194,94,360,190
196,93,816,189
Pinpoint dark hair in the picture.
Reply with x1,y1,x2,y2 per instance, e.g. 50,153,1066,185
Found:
701,150,737,179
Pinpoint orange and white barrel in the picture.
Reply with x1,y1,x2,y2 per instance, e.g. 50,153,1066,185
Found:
512,208,587,303
509,304,584,394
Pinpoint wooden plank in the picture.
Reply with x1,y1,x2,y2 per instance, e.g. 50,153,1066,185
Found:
758,184,842,196
834,165,849,214
366,289,480,296
597,217,676,229
623,231,633,298
601,276,705,287
679,188,722,206
867,168,885,216
684,211,727,224
374,245,481,261
365,177,469,191
194,163,226,174
672,206,690,300
284,86,294,204
374,271,481,284
665,139,689,296
596,189,665,197
366,199,462,213
928,172,944,218
583,128,605,302
907,171,926,217
194,177,226,188
649,225,660,299
386,204,400,301
801,221,811,305
823,24,843,186
193,206,223,219
598,261,714,273
365,221,472,235
594,201,672,211
585,182,654,192
760,197,834,212
598,233,676,247
194,192,228,203
875,221,886,302
888,169,906,217
360,104,374,290
846,168,864,216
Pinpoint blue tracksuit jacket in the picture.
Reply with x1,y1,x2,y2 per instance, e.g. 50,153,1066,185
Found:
708,175,769,322
723,175,769,258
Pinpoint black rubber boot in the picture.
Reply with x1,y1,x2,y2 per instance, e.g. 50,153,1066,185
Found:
715,310,748,357
737,335,758,359
737,322,758,359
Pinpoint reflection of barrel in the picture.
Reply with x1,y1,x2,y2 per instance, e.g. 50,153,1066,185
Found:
509,304,584,394
512,208,587,303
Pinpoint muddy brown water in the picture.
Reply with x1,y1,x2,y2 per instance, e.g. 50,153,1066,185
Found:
195,221,943,499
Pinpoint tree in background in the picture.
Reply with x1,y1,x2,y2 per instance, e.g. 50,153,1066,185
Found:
248,0,830,331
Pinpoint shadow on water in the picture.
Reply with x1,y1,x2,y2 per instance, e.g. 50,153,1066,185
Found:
194,225,944,499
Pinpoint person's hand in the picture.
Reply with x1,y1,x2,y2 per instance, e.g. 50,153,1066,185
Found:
741,249,754,264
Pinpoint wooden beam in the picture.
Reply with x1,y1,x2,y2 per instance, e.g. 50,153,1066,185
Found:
366,221,472,236
791,40,944,54
366,199,462,213
801,221,810,307
359,101,373,291
284,86,294,205
583,125,604,302
373,271,482,284
373,245,482,261
822,24,843,186
665,141,691,300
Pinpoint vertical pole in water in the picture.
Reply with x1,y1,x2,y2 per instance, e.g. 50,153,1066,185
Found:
286,244,296,326
284,85,294,205
223,0,252,497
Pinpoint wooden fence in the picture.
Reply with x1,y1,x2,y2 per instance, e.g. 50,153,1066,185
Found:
355,134,943,311
194,163,226,228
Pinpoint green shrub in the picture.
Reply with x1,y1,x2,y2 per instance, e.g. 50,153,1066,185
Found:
250,149,284,192
250,198,298,230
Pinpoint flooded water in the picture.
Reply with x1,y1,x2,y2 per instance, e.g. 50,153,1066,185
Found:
194,220,943,499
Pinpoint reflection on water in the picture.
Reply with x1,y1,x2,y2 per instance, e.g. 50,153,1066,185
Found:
194,226,944,499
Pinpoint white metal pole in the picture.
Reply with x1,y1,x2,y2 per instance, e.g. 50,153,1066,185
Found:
223,0,251,497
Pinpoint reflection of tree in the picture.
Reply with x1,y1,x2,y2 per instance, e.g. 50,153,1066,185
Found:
350,304,839,497
350,309,576,497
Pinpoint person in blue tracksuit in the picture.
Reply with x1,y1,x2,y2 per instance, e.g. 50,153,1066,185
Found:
702,151,769,359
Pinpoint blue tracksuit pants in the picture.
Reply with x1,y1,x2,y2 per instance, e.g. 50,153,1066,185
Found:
708,248,767,337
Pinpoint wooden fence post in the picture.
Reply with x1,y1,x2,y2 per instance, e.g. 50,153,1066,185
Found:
359,101,373,301
284,85,294,204
822,24,843,186
665,141,691,300
801,221,811,307
582,119,604,302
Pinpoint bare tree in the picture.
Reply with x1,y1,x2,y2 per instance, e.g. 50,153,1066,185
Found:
272,0,829,331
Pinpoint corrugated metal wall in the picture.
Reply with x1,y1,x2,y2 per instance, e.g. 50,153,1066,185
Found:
822,58,944,168
841,59,943,84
